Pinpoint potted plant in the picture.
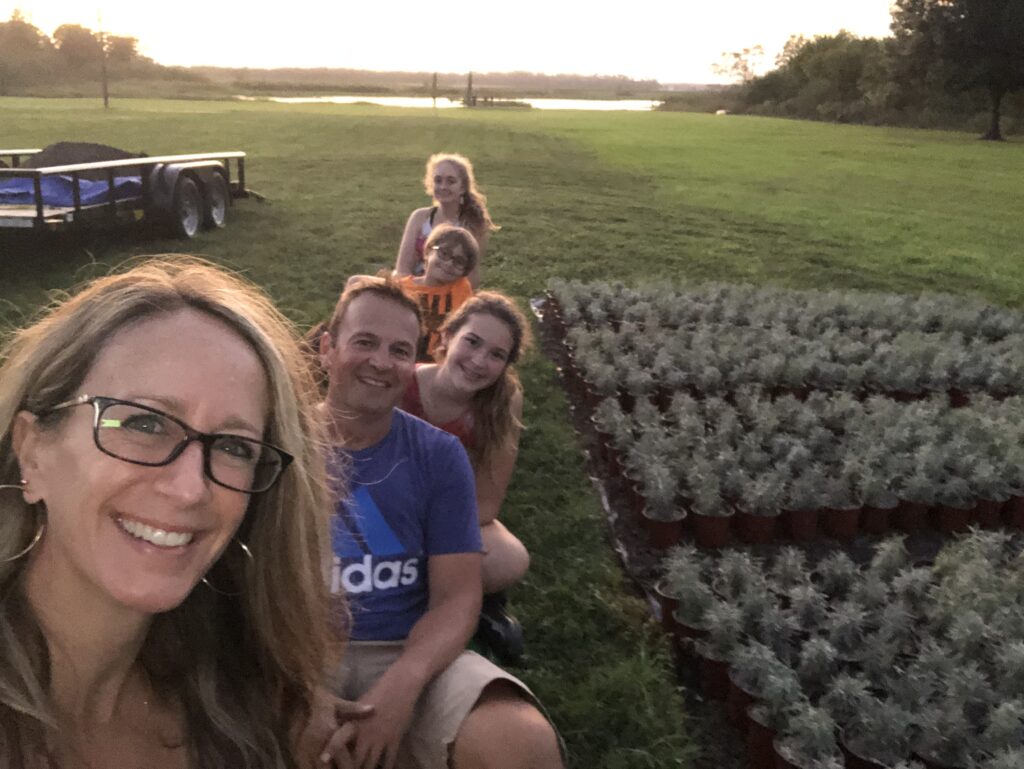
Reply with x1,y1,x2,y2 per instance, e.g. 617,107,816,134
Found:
894,472,934,532
639,461,685,549
788,583,829,630
859,470,900,535
932,476,975,534
774,703,844,769
868,536,910,583
655,543,706,632
914,702,977,769
734,473,785,544
821,476,861,543
784,468,826,542
978,700,1024,755
814,551,860,601
688,474,732,549
694,599,743,700
796,637,841,701
747,667,806,769
821,673,872,728
840,696,916,769
769,547,811,593
824,601,868,662
727,640,788,729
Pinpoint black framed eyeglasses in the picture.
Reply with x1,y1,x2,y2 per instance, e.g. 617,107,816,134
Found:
40,395,293,494
430,245,469,271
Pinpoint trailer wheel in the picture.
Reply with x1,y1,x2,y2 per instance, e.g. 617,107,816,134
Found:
203,174,229,229
172,176,202,239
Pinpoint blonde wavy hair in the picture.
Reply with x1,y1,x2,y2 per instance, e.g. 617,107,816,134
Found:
435,292,532,469
0,256,339,768
422,152,499,240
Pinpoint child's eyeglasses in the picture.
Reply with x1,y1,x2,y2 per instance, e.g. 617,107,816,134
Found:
430,245,469,271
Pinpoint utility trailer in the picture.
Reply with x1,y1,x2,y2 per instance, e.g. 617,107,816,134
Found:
0,149,248,238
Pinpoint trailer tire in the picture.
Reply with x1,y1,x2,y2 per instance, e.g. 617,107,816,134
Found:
203,173,229,229
172,176,202,239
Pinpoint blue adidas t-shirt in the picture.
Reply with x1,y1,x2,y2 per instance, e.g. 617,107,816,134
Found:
329,409,482,641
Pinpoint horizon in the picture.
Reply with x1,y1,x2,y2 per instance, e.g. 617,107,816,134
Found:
4,1,895,85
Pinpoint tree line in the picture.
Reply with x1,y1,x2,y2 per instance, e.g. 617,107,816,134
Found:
0,11,662,99
0,10,207,96
721,0,1024,140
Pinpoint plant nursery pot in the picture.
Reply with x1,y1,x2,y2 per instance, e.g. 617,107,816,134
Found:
691,512,732,549
617,389,636,413
861,505,893,535
914,752,965,769
840,740,887,769
823,506,861,543
733,510,779,545
772,741,801,769
948,388,970,408
1004,495,1024,530
726,672,756,731
970,498,1004,529
895,500,929,532
746,710,776,769
643,513,684,550
652,581,678,633
671,612,709,642
697,653,730,701
782,507,819,542
932,504,972,534
653,386,673,413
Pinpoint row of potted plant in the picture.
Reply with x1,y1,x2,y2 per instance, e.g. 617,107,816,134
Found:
656,531,1024,769
561,321,1024,402
545,279,1024,343
591,388,1024,548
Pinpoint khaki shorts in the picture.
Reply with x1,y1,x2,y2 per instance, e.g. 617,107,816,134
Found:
333,641,540,769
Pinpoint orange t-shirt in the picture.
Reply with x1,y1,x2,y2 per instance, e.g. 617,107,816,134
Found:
400,276,474,361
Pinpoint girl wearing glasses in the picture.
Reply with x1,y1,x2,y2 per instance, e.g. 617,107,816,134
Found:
399,224,479,361
401,292,532,662
0,258,356,768
394,153,497,289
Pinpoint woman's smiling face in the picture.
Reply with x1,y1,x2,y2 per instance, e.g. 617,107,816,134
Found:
16,308,269,616
441,312,514,393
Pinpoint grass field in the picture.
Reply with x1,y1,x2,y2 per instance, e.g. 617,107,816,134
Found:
2,97,1023,768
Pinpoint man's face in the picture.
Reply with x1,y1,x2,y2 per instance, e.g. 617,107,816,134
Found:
321,293,420,418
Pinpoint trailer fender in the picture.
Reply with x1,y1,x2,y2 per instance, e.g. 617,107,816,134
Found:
145,161,227,221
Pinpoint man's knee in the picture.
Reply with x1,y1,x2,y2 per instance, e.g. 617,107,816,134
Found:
481,525,531,593
451,682,562,769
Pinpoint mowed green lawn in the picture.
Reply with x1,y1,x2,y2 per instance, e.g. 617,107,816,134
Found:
2,97,1022,768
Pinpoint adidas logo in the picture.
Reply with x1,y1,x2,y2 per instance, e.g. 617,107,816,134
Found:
331,554,420,595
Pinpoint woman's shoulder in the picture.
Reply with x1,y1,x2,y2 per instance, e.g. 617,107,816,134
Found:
406,206,434,225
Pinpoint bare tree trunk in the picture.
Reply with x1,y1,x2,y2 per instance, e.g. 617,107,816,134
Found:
981,82,1005,141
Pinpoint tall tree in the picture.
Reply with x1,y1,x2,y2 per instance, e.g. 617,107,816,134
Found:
891,0,1024,140
713,45,765,84
0,10,56,92
53,23,103,69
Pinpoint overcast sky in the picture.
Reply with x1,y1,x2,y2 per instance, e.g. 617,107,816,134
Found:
5,1,895,84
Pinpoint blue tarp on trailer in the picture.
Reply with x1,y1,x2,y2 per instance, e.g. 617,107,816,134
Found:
0,175,143,207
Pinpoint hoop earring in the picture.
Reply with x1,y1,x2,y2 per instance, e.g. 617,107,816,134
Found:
0,483,45,563
201,540,254,597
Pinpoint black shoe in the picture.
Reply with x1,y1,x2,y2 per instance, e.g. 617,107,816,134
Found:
475,593,525,665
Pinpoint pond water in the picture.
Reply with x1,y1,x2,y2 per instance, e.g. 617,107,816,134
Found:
235,95,663,111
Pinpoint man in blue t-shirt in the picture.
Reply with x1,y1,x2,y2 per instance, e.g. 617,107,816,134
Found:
318,274,563,769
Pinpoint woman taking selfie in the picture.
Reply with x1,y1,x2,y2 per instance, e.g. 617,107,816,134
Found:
401,292,532,662
394,152,497,289
0,258,350,768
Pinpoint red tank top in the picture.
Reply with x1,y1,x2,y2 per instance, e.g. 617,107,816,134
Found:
402,371,475,449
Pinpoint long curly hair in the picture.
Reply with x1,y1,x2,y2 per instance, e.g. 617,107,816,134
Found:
422,153,499,240
435,292,531,469
0,256,339,768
